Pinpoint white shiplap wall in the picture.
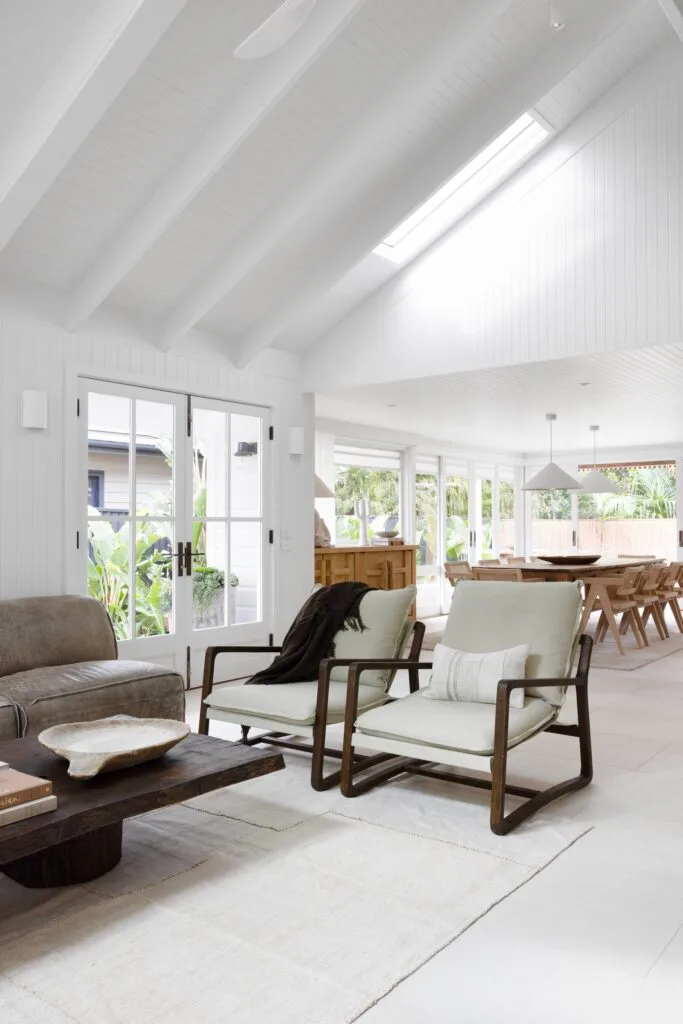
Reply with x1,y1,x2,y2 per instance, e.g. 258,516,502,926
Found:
304,58,683,392
0,298,313,640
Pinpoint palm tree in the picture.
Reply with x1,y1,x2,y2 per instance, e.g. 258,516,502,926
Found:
597,466,675,520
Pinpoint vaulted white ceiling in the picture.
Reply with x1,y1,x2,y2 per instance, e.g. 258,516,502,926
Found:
0,0,675,367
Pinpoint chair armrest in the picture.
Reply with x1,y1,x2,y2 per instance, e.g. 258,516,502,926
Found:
496,676,587,693
204,645,283,656
347,659,433,679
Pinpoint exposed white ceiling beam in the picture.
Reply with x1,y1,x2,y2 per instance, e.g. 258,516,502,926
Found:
66,0,369,331
232,0,635,369
0,0,187,254
656,0,683,42
159,0,516,349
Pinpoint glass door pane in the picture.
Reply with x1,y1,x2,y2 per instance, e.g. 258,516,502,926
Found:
415,465,440,618
445,471,469,562
498,471,516,559
477,475,494,561
87,390,178,642
531,489,573,555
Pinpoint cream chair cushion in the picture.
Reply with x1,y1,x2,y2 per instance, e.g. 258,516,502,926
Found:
442,580,582,706
205,680,387,726
355,689,556,756
329,585,417,688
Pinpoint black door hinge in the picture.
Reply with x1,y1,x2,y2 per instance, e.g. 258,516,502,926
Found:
269,426,274,441
268,633,274,648
186,396,192,438
268,529,274,544
76,398,80,417
76,530,80,549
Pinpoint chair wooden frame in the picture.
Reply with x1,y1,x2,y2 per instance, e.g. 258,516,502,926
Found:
472,566,524,581
339,635,593,835
444,561,472,586
636,566,670,640
198,621,426,791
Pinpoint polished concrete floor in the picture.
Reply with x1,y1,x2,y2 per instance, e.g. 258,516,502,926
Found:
187,637,683,1023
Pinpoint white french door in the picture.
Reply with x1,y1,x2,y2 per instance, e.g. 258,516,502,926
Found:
74,380,271,686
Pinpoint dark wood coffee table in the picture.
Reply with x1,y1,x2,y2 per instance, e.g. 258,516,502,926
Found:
0,734,283,888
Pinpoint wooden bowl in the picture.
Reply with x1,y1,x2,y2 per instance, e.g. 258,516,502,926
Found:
39,716,191,779
537,555,601,566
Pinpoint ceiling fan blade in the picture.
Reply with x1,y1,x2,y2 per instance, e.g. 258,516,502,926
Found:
234,0,318,60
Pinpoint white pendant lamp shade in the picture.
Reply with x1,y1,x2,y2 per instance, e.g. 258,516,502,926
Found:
315,474,335,499
523,414,582,491
581,426,620,493
234,0,317,59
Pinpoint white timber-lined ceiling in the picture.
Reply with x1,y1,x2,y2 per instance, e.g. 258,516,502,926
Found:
316,343,683,455
0,0,676,370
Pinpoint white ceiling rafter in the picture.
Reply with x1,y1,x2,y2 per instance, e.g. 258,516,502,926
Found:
0,0,188,255
231,0,636,369
656,0,683,41
158,0,516,350
65,0,369,332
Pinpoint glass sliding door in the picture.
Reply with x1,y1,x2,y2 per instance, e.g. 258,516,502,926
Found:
474,468,495,561
530,487,574,555
80,381,270,685
498,469,516,558
415,457,440,618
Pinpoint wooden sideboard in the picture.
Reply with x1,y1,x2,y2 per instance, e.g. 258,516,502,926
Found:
314,545,418,615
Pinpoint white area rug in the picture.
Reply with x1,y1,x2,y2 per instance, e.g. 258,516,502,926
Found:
0,754,590,1024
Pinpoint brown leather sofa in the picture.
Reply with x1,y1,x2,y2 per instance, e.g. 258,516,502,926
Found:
0,596,185,740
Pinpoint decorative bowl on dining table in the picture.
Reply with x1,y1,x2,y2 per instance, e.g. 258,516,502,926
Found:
537,554,601,566
38,715,191,779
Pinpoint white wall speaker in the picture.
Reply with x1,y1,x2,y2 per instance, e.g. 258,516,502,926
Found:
288,426,305,456
21,389,48,430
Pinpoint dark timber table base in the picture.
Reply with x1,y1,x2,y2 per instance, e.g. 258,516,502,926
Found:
3,821,123,888
0,733,284,889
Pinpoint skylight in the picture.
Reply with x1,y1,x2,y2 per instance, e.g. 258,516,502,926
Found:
374,112,550,264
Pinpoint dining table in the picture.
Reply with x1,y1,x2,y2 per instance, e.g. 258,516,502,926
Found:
510,556,663,583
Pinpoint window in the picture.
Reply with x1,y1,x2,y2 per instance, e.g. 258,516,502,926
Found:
334,445,401,545
577,462,676,560
374,112,550,263
88,471,104,510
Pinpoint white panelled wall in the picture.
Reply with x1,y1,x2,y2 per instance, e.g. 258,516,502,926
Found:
0,296,314,640
304,53,683,391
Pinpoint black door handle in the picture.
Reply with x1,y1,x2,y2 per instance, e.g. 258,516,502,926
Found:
184,541,193,576
176,541,184,577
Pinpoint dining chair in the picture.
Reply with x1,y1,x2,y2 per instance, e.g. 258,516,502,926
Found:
594,568,647,650
635,567,669,640
648,564,683,634
444,561,473,586
617,554,656,560
472,566,524,581
507,556,529,565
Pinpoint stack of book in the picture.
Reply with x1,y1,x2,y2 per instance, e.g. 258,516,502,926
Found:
0,763,57,826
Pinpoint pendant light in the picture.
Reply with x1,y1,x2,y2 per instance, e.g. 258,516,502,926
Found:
523,413,582,491
580,426,620,493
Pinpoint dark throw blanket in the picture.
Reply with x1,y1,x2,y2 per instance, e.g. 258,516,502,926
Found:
247,582,373,685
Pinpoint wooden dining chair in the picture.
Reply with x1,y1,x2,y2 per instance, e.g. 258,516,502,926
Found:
444,561,473,586
635,566,669,640
472,566,524,581
617,554,656,560
507,556,528,565
649,564,683,634
579,571,644,655
595,568,647,649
